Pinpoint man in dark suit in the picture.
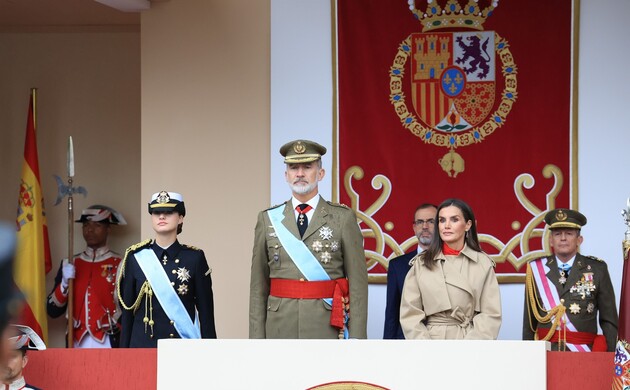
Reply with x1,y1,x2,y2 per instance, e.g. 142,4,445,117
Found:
383,203,437,339
523,208,618,351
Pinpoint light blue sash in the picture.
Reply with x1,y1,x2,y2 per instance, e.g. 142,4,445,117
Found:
135,248,201,339
268,205,348,338
267,206,331,303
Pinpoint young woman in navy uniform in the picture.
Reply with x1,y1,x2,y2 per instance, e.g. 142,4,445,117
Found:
118,191,216,347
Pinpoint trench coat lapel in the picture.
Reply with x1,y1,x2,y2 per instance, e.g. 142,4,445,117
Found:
438,249,473,297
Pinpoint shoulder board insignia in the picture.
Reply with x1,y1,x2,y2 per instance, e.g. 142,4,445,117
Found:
585,255,604,262
265,202,287,211
325,200,350,209
126,239,152,254
183,244,202,251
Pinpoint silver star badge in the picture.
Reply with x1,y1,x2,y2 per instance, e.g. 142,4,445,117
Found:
320,251,332,264
177,283,189,295
587,302,595,314
311,240,323,253
176,267,191,283
319,226,333,240
329,241,340,252
569,302,581,314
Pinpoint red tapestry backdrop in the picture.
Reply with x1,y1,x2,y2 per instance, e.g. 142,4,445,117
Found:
336,0,576,282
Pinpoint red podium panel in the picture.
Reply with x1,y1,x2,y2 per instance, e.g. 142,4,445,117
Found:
24,348,157,390
22,346,615,389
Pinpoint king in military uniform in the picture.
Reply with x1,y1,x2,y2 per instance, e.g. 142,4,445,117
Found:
118,191,216,347
523,208,618,351
47,205,126,348
249,139,368,339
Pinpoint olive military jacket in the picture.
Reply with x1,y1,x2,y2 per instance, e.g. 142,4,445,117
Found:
249,196,368,339
523,253,618,351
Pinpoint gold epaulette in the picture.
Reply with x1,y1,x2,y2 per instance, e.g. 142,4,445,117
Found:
183,244,201,251
585,255,604,262
117,239,152,313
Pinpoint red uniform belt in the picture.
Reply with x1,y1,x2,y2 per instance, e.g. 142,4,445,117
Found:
536,328,607,351
270,278,349,330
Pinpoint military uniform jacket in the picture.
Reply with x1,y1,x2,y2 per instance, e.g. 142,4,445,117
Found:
384,250,417,339
523,253,618,351
119,240,216,348
249,197,368,339
400,245,502,340
47,246,122,344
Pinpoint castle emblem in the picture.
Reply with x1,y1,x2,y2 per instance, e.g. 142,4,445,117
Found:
389,0,517,177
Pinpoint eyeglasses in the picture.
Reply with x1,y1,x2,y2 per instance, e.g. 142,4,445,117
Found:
413,219,435,226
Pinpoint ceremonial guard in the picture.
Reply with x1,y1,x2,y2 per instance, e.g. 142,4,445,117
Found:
523,208,618,351
47,205,126,348
3,325,46,390
249,139,368,339
118,191,216,348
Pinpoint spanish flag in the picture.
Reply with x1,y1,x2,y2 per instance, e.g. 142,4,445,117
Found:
14,89,52,343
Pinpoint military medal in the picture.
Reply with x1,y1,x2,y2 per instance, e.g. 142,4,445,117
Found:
176,267,191,283
569,303,581,314
162,254,168,265
311,240,323,252
320,251,332,264
570,277,597,299
177,284,188,295
319,226,333,240
587,302,595,314
559,270,567,285
330,241,340,252
101,264,116,283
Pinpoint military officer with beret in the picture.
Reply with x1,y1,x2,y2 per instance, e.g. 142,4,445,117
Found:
118,191,216,347
523,208,618,351
249,139,368,339
47,205,126,348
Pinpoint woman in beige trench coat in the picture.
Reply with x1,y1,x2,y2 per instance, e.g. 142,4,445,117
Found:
400,198,501,340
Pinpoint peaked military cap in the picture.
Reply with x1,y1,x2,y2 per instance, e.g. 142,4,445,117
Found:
148,191,186,216
544,208,587,230
75,205,127,225
280,139,327,164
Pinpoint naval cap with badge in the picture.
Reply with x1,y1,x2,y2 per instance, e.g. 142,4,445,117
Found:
147,191,186,216
544,208,587,230
75,204,127,225
280,139,327,164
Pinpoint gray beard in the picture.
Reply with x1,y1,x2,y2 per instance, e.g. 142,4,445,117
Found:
289,181,317,195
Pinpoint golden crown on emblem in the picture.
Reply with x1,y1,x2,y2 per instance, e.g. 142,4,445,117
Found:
409,0,499,32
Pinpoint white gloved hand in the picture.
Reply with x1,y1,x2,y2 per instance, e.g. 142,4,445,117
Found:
61,262,76,289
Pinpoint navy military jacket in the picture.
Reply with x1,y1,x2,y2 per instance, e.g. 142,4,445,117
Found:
119,240,216,347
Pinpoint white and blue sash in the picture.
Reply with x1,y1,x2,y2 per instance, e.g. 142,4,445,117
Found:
135,248,201,339
268,206,349,338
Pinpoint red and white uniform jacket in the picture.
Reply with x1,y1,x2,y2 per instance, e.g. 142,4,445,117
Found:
47,246,122,344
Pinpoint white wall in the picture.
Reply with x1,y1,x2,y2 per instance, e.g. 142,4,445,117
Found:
271,0,630,339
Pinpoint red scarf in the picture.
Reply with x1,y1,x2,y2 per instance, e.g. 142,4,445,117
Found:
442,243,462,256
